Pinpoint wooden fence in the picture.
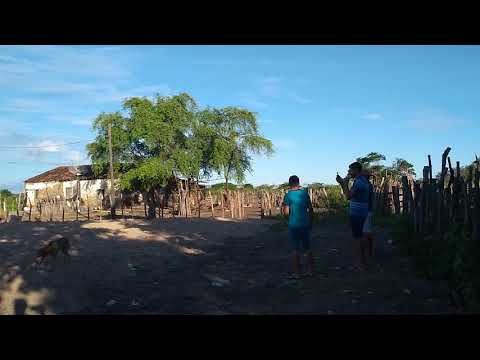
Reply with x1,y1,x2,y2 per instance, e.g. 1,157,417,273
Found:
4,183,340,223
374,147,480,241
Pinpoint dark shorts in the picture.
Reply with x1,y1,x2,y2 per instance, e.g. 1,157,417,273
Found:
350,215,366,239
288,227,311,252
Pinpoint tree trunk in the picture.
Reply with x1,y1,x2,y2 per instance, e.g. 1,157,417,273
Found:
185,180,190,218
147,189,156,219
143,192,148,218
196,180,201,218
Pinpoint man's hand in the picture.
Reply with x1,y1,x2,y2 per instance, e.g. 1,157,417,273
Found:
335,174,344,185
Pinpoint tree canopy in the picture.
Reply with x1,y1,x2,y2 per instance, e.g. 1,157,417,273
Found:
354,152,416,183
86,92,273,217
198,107,274,189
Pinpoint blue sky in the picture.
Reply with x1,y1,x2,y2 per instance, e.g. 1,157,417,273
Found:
0,45,479,192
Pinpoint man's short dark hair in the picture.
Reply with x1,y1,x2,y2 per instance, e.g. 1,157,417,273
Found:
349,162,363,172
289,175,300,186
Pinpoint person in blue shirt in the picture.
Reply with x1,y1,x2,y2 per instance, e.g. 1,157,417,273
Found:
281,175,314,279
336,162,370,271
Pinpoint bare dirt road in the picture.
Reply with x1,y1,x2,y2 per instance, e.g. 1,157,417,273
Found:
0,216,454,314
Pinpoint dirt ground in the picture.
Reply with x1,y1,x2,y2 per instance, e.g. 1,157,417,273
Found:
0,211,455,315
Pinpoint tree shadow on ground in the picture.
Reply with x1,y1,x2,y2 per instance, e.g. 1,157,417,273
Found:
0,216,456,315
0,217,277,315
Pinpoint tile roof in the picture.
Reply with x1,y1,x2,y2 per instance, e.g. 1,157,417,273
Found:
24,165,104,183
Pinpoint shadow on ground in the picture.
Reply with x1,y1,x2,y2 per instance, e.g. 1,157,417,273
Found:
0,217,279,314
0,216,455,315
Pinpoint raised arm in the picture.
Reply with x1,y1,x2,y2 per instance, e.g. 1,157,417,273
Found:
336,174,353,199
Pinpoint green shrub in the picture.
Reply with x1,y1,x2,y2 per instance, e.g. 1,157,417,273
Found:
383,215,480,311
0,189,19,212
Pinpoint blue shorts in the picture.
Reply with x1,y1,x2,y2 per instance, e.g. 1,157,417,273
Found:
288,227,311,252
350,215,366,239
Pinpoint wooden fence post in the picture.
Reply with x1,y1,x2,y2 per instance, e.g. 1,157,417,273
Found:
392,185,401,215
237,191,242,219
221,192,225,218
209,191,215,218
28,198,32,222
121,193,124,218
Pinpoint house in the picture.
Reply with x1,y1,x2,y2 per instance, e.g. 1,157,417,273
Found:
24,165,210,209
24,165,109,205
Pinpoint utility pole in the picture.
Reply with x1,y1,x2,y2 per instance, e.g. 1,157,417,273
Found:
108,123,116,218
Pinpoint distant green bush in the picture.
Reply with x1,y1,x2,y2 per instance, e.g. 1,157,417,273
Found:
317,185,348,211
209,183,238,192
0,189,19,212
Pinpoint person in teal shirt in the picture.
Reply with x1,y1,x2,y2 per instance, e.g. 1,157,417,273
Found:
281,175,314,279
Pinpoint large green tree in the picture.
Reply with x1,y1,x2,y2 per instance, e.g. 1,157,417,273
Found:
355,152,386,178
87,93,272,218
87,93,198,218
387,158,416,182
199,107,274,194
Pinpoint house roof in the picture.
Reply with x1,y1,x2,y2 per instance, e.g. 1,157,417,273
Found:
24,165,104,183
25,165,210,185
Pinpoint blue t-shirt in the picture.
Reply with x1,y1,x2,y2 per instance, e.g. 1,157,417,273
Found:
350,176,369,217
282,188,312,229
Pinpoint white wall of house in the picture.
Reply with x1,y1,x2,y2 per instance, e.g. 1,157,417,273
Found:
63,179,108,200
24,181,58,204
25,178,108,204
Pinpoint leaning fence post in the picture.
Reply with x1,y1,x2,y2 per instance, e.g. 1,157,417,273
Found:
209,191,215,218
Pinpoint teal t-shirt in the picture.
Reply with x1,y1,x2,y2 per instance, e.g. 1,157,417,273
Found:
282,188,312,229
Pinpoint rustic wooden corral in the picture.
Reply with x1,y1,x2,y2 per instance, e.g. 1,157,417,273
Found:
373,147,480,243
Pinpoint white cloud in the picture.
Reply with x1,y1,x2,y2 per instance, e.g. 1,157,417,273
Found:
97,84,175,103
258,77,282,98
0,99,53,113
46,114,94,127
239,95,268,109
290,94,313,104
0,55,20,63
35,82,99,95
405,109,469,131
71,119,93,126
360,113,383,120
30,140,65,153
0,46,131,89
405,117,465,130
64,150,87,163
251,77,312,105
